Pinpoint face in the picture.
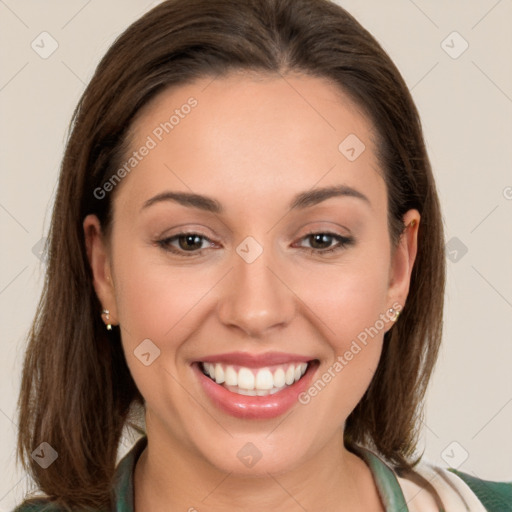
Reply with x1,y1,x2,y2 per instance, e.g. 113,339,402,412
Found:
85,72,419,476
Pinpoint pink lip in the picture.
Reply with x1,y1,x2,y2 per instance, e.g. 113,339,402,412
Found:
193,358,318,420
197,351,312,368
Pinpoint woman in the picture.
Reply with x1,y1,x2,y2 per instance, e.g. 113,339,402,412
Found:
14,0,511,510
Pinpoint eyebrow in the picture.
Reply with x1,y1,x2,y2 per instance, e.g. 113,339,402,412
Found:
289,185,370,210
141,185,370,213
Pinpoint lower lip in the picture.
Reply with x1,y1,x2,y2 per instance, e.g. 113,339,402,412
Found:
193,362,317,420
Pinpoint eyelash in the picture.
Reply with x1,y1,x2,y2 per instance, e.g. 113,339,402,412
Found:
156,230,354,257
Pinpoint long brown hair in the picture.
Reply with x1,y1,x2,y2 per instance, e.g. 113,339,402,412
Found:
17,0,445,509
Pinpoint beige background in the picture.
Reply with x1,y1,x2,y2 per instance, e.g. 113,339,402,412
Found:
1,0,511,509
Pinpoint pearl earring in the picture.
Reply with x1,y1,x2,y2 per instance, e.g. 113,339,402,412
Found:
388,307,401,322
102,309,112,330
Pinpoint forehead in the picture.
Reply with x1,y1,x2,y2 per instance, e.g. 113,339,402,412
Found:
115,72,386,215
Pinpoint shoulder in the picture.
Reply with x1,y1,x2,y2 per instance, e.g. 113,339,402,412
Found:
447,468,512,512
12,499,67,511
13,436,147,512
399,460,512,512
12,497,109,511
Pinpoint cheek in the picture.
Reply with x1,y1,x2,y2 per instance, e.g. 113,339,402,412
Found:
297,254,391,348
113,250,218,345
111,246,217,420
292,249,391,410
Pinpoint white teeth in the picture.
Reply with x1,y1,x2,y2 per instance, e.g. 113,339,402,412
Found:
274,368,285,388
201,361,310,396
255,368,274,390
203,362,216,379
214,363,225,384
225,365,237,386
285,366,295,385
238,368,255,390
237,388,257,396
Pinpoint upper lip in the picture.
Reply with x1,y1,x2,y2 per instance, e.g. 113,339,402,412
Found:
195,351,314,367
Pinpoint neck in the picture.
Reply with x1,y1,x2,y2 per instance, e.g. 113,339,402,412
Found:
134,420,383,512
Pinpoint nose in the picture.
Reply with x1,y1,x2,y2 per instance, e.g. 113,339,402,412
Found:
216,245,296,338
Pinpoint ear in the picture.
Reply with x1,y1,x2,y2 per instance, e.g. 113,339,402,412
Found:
386,209,420,309
83,214,118,326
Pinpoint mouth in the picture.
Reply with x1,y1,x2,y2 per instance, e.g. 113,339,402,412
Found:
200,361,309,396
193,352,318,419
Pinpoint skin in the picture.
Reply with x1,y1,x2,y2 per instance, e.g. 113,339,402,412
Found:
84,72,420,511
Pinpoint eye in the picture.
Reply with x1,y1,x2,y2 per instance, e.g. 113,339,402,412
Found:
156,232,215,256
296,231,354,255
155,230,354,257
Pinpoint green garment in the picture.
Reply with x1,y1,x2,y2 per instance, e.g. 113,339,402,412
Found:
13,436,512,511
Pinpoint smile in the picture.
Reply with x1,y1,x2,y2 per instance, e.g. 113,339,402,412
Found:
194,352,318,419
200,361,309,396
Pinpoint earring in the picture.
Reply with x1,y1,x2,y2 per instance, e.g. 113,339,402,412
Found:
409,219,416,227
102,309,112,331
388,307,401,322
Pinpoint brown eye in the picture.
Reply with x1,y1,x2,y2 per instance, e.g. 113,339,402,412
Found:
157,232,215,256
307,233,336,250
177,234,204,251
296,231,355,256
